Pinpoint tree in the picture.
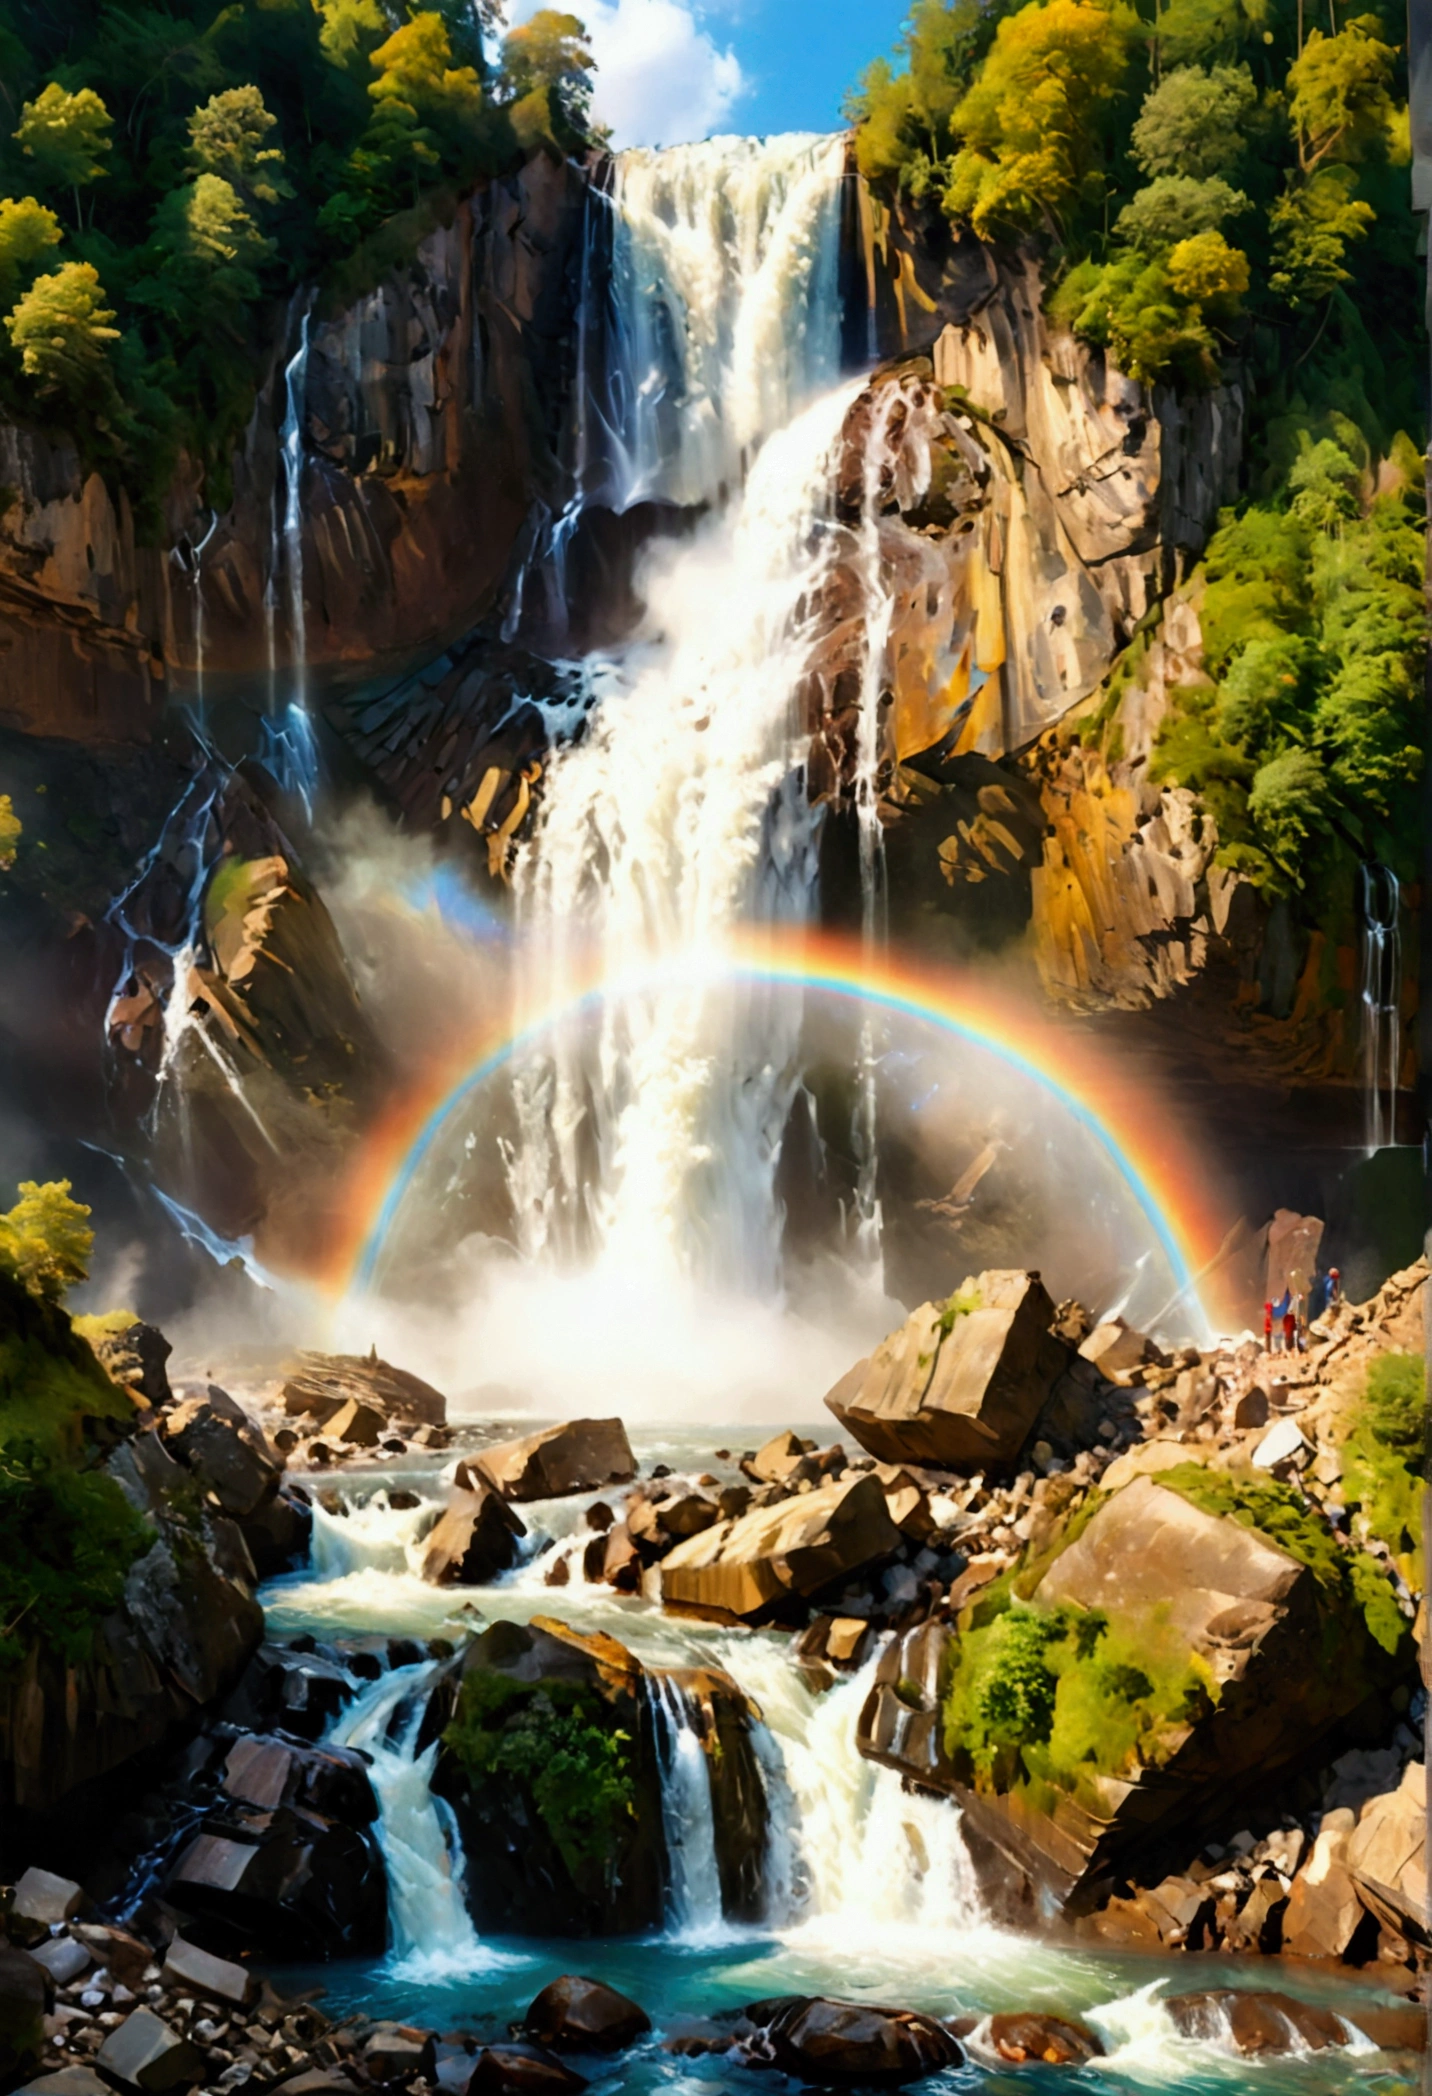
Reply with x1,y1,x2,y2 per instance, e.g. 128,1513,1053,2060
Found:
847,0,1008,192
187,87,292,208
314,0,389,74
371,12,486,142
1214,635,1318,755
5,263,119,399
13,83,112,224
0,1181,93,1303
0,194,61,309
1287,20,1397,177
1165,226,1249,304
1130,63,1257,179
500,10,596,148
1269,163,1375,305
1116,174,1249,250
941,0,1136,240
139,175,273,340
0,793,20,871
1246,745,1333,870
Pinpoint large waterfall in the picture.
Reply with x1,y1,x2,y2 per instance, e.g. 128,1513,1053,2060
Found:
505,134,879,1305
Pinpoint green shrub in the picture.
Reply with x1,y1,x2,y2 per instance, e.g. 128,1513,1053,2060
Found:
444,1666,636,1884
1341,1351,1425,1566
0,1438,152,1668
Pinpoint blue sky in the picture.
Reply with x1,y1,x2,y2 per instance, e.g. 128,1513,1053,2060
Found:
511,0,913,148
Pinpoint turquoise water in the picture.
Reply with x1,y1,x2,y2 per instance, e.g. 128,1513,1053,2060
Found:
257,1425,1422,2092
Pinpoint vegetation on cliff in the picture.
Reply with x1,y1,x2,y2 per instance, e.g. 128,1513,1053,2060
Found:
0,1190,152,1672
1339,1351,1425,1573
0,0,599,513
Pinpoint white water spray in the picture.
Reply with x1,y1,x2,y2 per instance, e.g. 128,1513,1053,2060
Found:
1359,862,1401,1153
650,1673,727,1941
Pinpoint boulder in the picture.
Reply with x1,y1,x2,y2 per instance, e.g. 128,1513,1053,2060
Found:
522,1977,651,2051
95,2009,204,2091
70,1927,149,1990
17,2073,112,2096
1282,1810,1365,1958
239,1488,312,1579
433,1621,664,1936
160,1398,281,1519
164,1787,387,1958
1344,2004,1427,2052
1251,1419,1312,1472
221,1642,357,1740
741,1998,962,2087
325,1399,385,1448
652,1493,720,1540
28,1938,91,1987
1347,1758,1428,1946
160,1938,257,2009
474,1420,635,1502
86,1321,173,1408
659,1474,900,1623
221,1733,379,1824
467,2043,587,2094
742,1432,812,1484
418,1485,526,1585
0,1946,47,2084
825,1272,1067,1468
1164,1991,1350,2055
658,1669,769,1922
1078,1319,1154,1379
979,2014,1103,2066
280,1351,447,1428
859,1472,1401,1915
363,2027,437,2082
12,1868,83,1925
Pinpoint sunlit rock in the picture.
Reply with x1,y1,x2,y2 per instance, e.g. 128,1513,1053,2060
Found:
418,1484,526,1587
472,1419,636,1502
659,1475,900,1623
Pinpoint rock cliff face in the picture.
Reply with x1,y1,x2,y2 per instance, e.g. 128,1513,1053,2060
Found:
0,156,588,743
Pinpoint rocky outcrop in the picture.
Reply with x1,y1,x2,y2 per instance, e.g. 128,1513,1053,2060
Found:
280,1352,447,1432
738,1997,963,2087
825,1271,1068,1469
521,1977,651,2052
417,1483,526,1586
658,1474,900,1624
660,1669,770,1922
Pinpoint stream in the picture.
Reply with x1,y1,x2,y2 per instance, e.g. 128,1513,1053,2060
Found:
258,1425,1410,2094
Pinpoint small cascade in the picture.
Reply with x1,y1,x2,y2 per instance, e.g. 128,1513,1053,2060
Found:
1359,862,1401,1152
721,1640,984,1938
269,300,320,814
309,1491,439,1582
650,1673,726,1940
327,1661,501,1979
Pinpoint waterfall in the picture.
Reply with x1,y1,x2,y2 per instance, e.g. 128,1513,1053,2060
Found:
1359,863,1401,1152
327,1661,505,1979
607,134,846,510
309,1490,439,1581
720,1640,984,1938
263,300,320,814
650,1674,727,1941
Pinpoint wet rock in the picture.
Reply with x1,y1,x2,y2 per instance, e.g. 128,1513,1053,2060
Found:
587,1522,642,1592
1347,1759,1428,1946
221,1642,357,1740
363,2026,437,2082
825,1272,1067,1469
0,1945,48,2083
1165,1991,1351,2054
980,2013,1103,2065
161,1397,281,1519
433,1620,664,1937
325,1400,385,1448
741,1432,813,1484
466,2042,587,2093
1346,2003,1428,2052
12,1869,83,1926
418,1485,526,1586
17,2071,112,2096
28,1938,91,1987
70,1927,149,1991
220,1734,381,1824
741,1997,962,2086
1221,1876,1287,1952
280,1352,447,1429
472,1420,636,1502
164,1782,387,1958
1282,1811,1364,1959
239,1487,313,1579
95,2007,204,2091
160,1936,257,2009
651,1493,720,1540
796,1616,873,1672
522,1976,650,2052
658,1668,770,1922
659,1474,900,1623
86,1321,173,1409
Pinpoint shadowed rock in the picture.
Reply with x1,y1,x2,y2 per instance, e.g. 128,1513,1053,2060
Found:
1165,1991,1351,2055
740,1997,962,2086
472,1420,635,1502
522,1977,650,2052
419,1484,526,1585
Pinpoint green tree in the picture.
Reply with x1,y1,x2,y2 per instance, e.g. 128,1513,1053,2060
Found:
1269,163,1375,304
1166,225,1249,303
0,1181,94,1303
501,10,596,148
138,175,272,339
1246,745,1333,873
13,83,113,224
941,0,1137,240
1116,173,1249,250
0,794,20,871
1130,62,1257,178
847,0,1008,193
5,262,119,400
1214,634,1318,754
0,194,61,308
313,0,389,74
1287,20,1397,177
187,87,292,209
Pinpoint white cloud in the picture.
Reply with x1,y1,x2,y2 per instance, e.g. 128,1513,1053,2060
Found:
509,0,745,148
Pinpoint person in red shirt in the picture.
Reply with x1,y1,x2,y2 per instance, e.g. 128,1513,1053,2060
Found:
1282,1301,1298,1354
1263,1301,1273,1352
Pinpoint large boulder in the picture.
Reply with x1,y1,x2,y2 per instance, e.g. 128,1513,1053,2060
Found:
659,1474,900,1624
280,1350,446,1429
522,1977,650,2051
472,1420,635,1502
221,1641,357,1740
431,1618,664,1936
740,1998,962,2087
82,1319,173,1408
418,1484,526,1585
858,1469,1408,1915
160,1393,281,1519
1346,1759,1428,1947
825,1271,1068,1468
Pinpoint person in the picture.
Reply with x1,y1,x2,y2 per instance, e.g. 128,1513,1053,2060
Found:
1282,1298,1298,1354
1263,1301,1274,1352
1270,1286,1292,1350
1307,1270,1329,1321
1328,1267,1342,1306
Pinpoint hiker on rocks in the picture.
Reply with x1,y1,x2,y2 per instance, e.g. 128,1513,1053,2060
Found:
1283,1298,1299,1354
1263,1301,1273,1351
1271,1288,1292,1351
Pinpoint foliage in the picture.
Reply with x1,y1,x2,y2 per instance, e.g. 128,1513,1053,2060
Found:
0,196,60,307
1130,62,1256,178
1341,1351,1425,1568
941,1596,1213,1802
5,263,119,403
847,0,1016,195
0,1437,152,1668
501,11,598,149
0,791,19,870
14,84,113,204
187,88,292,208
444,1665,637,1884
0,1180,94,1304
1116,174,1248,251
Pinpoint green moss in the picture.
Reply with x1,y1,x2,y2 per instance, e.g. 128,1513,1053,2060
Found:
936,1287,983,1335
443,1665,636,1884
1341,1351,1425,1567
71,1309,139,1343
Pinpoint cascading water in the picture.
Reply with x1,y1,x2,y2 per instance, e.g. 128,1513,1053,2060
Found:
328,1661,503,1979
264,299,320,815
650,1673,727,1941
1358,862,1401,1153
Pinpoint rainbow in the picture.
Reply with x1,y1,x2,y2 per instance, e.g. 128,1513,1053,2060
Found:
325,927,1230,1323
